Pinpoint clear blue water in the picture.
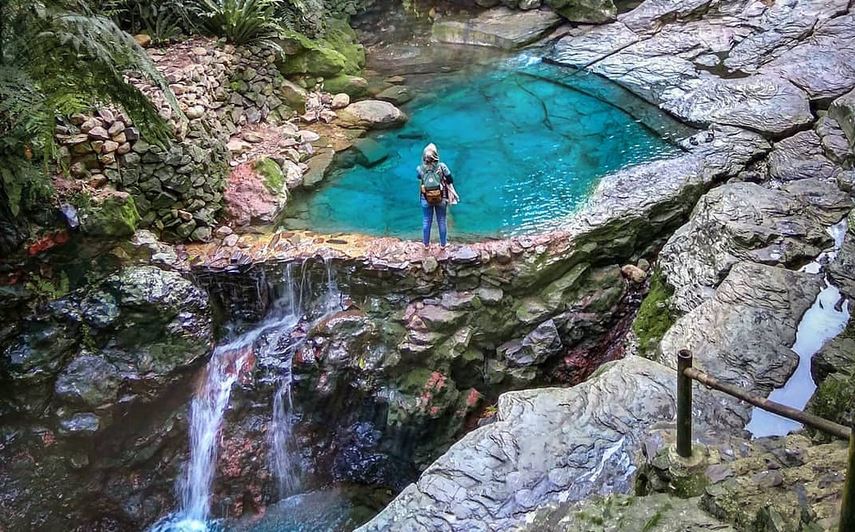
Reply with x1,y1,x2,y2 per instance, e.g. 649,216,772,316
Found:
284,56,683,239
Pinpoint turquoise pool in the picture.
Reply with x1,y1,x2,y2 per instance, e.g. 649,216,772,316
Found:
284,56,684,239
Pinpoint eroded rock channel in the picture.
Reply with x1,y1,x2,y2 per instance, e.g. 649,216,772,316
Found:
1,0,854,530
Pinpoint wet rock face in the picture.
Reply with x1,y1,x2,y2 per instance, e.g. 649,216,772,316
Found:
0,265,214,529
551,0,855,136
274,262,632,470
358,357,729,532
660,262,823,429
660,180,851,312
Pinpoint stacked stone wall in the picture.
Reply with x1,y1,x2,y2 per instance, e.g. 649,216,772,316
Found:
56,38,297,241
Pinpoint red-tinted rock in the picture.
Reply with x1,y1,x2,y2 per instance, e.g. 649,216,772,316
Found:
223,163,285,227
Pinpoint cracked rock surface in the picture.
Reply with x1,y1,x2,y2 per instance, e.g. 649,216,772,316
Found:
552,0,855,135
358,356,728,532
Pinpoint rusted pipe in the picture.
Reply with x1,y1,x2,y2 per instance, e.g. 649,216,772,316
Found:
676,349,693,458
840,422,855,532
682,367,851,440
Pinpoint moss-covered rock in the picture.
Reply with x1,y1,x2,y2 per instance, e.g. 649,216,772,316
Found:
810,372,855,436
323,74,369,98
809,319,855,439
254,157,285,194
520,493,732,531
278,19,365,77
632,268,675,358
77,191,140,237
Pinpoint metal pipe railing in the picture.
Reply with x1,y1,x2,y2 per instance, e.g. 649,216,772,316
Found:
841,428,855,532
676,349,693,458
674,350,854,530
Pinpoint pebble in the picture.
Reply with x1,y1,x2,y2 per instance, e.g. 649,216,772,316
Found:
215,225,234,238
298,130,321,143
621,264,647,284
332,93,351,109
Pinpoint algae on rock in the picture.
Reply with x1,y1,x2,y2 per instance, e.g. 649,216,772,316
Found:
631,268,675,359
279,19,365,77
77,191,141,237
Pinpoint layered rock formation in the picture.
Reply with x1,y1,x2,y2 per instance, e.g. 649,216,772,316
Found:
0,266,214,528
551,0,855,136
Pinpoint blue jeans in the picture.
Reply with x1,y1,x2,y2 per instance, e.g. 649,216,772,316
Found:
421,197,447,246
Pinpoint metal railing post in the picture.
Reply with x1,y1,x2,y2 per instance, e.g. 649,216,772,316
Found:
676,349,693,458
841,421,855,532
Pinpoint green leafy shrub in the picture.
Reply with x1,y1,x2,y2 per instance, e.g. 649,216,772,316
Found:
193,0,285,45
277,0,326,36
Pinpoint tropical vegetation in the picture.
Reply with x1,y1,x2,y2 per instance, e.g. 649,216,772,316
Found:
0,0,178,223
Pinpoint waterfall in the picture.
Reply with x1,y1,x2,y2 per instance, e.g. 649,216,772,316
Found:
151,259,341,531
746,219,851,437
269,259,341,499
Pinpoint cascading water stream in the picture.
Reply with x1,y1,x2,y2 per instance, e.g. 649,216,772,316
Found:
269,259,342,499
151,259,341,531
746,219,851,437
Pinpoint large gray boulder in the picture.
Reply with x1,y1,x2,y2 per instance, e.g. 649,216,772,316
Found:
659,180,850,312
551,22,640,66
724,0,850,73
758,13,855,101
545,0,617,23
359,356,723,532
431,8,562,49
549,0,853,135
618,0,714,33
663,75,813,136
337,100,407,130
660,261,823,430
767,130,839,182
556,26,813,135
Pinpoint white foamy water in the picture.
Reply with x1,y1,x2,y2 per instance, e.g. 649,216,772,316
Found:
746,219,850,437
151,260,341,531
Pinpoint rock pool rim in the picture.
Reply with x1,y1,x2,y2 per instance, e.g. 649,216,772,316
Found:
184,125,768,275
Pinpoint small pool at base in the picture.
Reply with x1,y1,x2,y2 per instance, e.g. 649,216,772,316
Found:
282,56,685,240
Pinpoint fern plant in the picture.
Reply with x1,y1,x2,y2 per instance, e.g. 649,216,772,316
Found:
193,0,285,45
0,0,180,220
99,0,195,44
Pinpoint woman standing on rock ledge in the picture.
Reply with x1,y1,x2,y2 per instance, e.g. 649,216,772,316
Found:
418,143,459,250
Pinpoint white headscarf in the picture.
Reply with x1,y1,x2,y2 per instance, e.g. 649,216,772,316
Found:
423,143,439,164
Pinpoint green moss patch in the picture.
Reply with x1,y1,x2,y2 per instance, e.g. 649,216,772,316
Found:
254,157,284,193
632,268,675,358
809,373,854,434
78,192,141,237
278,18,365,77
